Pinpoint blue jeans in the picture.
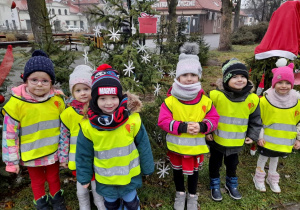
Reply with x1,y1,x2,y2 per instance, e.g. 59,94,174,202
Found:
104,190,140,210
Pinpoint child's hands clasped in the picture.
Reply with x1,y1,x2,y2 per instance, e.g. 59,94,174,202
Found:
187,122,200,135
82,183,90,188
257,138,266,147
293,140,300,150
244,137,253,144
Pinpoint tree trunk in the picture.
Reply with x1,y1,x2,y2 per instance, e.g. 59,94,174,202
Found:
27,0,53,45
218,0,232,51
233,0,241,31
167,0,178,42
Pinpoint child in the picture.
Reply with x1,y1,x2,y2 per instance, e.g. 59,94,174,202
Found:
1,50,66,209
206,58,262,201
253,63,300,193
158,43,220,210
58,65,105,209
75,64,154,210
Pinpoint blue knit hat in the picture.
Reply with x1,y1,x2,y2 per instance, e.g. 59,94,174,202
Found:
23,50,55,84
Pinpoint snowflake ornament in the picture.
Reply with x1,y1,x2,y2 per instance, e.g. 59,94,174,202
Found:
154,83,161,96
157,68,164,79
157,163,170,178
141,54,150,64
82,49,89,64
108,28,120,42
133,77,140,86
169,70,176,78
93,26,101,37
123,60,135,77
154,159,165,169
136,43,147,54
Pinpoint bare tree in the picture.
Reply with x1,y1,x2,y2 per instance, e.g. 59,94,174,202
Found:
243,0,286,22
167,0,178,42
219,0,233,51
233,0,241,31
27,0,53,45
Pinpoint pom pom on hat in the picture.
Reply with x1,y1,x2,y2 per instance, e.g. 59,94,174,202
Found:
69,65,93,94
176,42,202,78
23,50,55,84
222,58,248,84
272,63,294,88
276,58,288,67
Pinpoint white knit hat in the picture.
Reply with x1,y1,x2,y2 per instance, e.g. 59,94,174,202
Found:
176,42,202,79
69,65,93,93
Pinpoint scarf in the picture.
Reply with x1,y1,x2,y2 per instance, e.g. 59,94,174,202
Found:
171,79,201,101
222,81,253,101
69,99,87,115
88,95,129,131
265,88,299,108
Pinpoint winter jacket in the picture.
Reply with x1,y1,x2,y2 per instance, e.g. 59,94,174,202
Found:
76,93,154,199
158,88,219,136
207,79,262,156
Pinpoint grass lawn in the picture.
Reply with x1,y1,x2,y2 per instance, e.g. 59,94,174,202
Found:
2,45,300,209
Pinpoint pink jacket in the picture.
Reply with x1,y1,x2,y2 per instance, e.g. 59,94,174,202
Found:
158,88,219,135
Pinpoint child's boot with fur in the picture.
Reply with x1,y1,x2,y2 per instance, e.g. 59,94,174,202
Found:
253,168,266,192
174,191,186,210
187,193,199,210
266,172,281,193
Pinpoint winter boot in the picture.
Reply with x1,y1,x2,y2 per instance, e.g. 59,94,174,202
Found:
210,178,223,201
186,193,198,210
33,195,51,210
50,189,67,210
225,176,242,200
253,169,266,192
174,191,186,210
266,172,281,193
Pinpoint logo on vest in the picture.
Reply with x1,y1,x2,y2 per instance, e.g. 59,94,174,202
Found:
98,87,117,95
295,110,300,117
54,101,61,108
248,102,254,110
125,123,135,133
202,105,206,113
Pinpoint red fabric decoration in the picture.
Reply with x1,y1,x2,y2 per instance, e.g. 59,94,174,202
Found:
0,45,14,87
255,1,300,60
258,74,265,88
11,1,16,9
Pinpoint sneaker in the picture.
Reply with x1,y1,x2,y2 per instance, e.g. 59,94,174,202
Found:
174,192,186,210
266,173,281,193
186,193,198,210
211,188,223,201
253,170,266,192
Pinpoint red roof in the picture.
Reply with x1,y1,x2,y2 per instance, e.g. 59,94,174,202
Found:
153,0,222,11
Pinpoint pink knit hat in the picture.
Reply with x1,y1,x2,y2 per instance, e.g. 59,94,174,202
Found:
271,63,294,88
69,65,93,94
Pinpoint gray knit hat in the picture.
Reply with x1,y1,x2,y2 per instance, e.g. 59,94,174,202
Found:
176,42,202,79
69,65,93,93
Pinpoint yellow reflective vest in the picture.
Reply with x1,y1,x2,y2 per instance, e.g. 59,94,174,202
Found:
60,107,83,170
210,90,259,147
164,95,212,155
260,96,300,153
80,113,142,185
2,95,65,162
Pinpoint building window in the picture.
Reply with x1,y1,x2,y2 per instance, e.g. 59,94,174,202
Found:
52,9,55,15
65,9,67,15
58,9,61,15
66,20,70,25
74,21,77,26
218,18,221,28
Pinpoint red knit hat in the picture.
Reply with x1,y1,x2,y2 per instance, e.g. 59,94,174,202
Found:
272,63,295,88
